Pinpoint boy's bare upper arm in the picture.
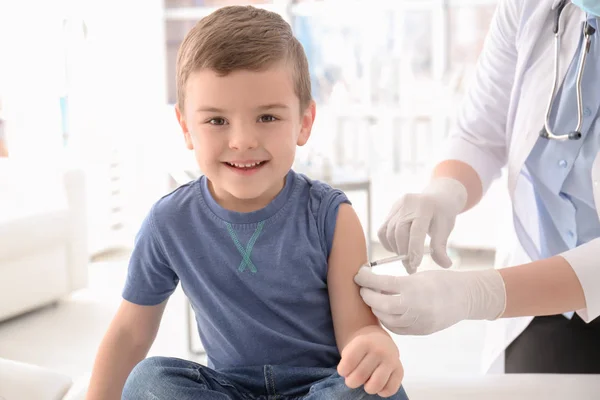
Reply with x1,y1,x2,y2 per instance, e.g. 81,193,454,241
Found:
110,299,168,347
327,203,379,351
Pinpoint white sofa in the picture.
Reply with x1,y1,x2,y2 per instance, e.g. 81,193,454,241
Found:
0,159,88,321
0,358,87,400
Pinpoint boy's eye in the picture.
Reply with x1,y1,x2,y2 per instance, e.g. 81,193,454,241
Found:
208,118,227,126
258,115,277,123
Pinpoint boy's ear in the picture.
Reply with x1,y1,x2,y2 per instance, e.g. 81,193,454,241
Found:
175,104,194,150
297,100,316,147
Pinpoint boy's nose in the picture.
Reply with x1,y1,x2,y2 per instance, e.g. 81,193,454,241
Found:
228,126,258,150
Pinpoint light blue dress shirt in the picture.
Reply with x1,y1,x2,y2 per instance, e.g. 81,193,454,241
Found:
524,15,600,318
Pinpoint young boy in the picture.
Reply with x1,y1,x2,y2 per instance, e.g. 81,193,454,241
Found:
86,6,409,400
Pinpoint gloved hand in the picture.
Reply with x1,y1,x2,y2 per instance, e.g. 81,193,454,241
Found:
354,267,506,335
378,177,468,273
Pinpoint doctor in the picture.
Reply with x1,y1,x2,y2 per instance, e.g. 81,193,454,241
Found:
355,0,600,374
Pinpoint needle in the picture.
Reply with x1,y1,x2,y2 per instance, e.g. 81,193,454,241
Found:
367,249,433,267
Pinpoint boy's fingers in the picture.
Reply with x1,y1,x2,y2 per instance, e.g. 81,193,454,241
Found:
344,353,380,389
378,367,404,398
363,364,393,395
337,340,368,378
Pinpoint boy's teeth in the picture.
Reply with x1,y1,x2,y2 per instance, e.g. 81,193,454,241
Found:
228,161,262,168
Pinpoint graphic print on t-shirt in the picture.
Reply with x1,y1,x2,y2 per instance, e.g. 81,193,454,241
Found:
225,221,265,273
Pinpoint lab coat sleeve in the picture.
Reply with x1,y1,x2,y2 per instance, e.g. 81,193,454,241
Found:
560,238,600,322
442,0,522,194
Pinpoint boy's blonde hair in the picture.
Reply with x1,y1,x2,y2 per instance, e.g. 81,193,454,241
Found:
176,6,312,113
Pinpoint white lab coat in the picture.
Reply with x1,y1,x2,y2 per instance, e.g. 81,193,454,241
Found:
443,0,600,373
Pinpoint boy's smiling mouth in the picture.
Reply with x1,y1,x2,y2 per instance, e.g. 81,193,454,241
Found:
223,160,269,174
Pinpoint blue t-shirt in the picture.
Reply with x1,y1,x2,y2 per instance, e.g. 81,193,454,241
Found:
122,170,350,369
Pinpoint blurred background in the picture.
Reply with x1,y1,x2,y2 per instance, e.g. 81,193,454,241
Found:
0,0,511,393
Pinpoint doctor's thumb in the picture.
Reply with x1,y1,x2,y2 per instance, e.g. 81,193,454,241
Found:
354,267,403,294
429,218,454,268
430,241,452,269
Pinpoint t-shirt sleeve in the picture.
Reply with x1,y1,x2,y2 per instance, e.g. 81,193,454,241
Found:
320,188,351,258
122,206,179,306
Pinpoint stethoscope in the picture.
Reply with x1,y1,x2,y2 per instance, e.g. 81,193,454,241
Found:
540,0,597,141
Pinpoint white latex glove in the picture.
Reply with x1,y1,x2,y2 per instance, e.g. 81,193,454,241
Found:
378,177,468,273
354,267,506,335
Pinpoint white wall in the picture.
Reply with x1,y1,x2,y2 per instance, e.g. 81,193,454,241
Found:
74,0,169,253
0,0,170,255
0,0,67,159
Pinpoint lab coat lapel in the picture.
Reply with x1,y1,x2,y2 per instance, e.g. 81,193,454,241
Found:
507,4,586,196
552,0,566,9
552,0,564,9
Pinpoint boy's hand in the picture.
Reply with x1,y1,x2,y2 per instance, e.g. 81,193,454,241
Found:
337,326,404,398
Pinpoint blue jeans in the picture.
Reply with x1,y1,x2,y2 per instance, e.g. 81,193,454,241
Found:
122,357,410,399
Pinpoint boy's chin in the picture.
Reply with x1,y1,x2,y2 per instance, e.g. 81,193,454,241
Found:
228,186,272,201
226,179,285,203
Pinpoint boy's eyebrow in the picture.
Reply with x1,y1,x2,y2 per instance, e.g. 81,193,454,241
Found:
195,104,290,113
196,106,225,113
255,103,289,111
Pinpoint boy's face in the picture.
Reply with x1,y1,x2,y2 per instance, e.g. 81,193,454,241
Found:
176,63,316,211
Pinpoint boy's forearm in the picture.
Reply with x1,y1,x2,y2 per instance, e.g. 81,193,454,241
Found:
86,329,151,400
339,323,391,352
